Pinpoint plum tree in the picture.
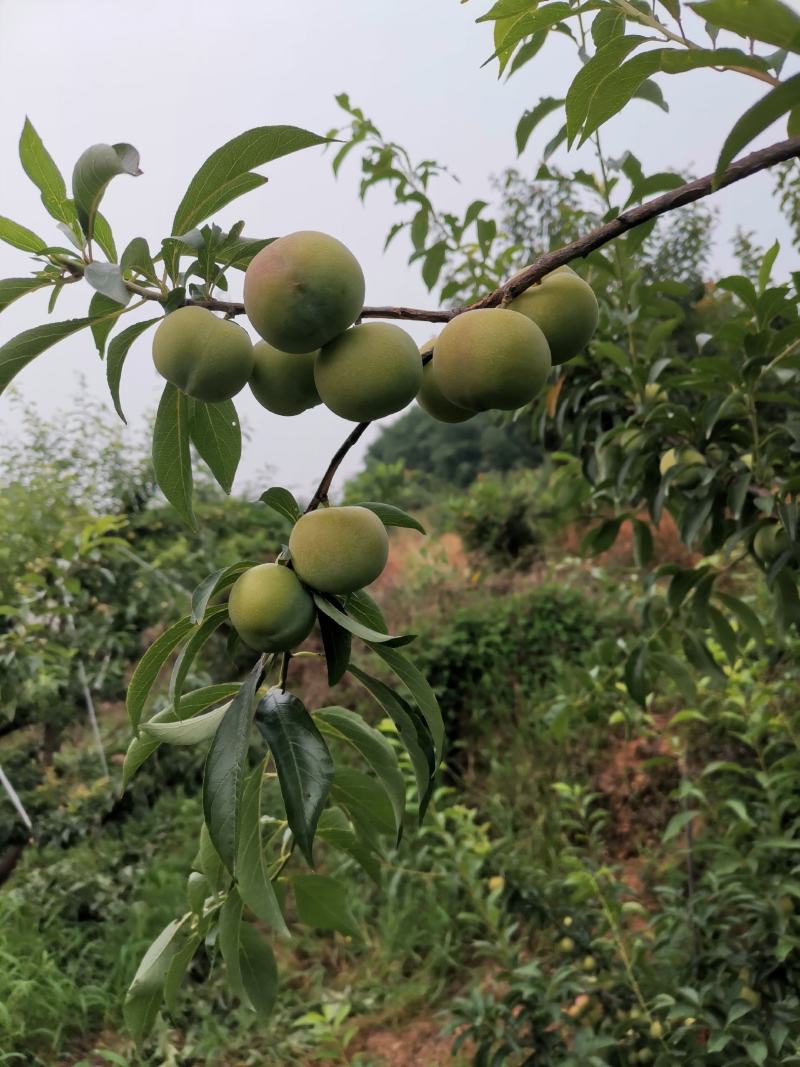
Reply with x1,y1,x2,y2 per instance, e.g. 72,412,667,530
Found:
228,562,316,651
509,265,599,365
416,337,476,424
249,341,321,417
152,306,254,402
289,505,389,594
432,308,551,412
314,322,422,422
244,230,365,353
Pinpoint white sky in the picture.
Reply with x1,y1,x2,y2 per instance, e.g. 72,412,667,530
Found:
0,0,797,499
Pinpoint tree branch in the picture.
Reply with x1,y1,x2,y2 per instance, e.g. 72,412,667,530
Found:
305,420,372,512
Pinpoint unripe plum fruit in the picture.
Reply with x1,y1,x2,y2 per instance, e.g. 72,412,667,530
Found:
289,505,389,594
228,563,315,652
433,307,551,412
416,336,475,423
315,322,422,422
152,306,254,402
753,524,791,563
509,266,599,364
244,231,365,353
659,447,705,487
249,341,321,417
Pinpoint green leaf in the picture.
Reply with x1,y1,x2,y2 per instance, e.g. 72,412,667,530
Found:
663,809,699,843
19,118,74,225
632,519,654,567
259,486,301,524
72,142,142,239
634,77,669,112
566,36,647,143
0,216,46,253
126,615,194,731
238,922,278,1020
515,97,564,155
170,604,230,709
318,610,352,686
121,236,157,280
314,594,412,646
0,276,54,315
0,316,97,396
316,808,381,884
316,706,405,839
218,890,246,999
123,918,184,1045
194,821,229,892
330,767,397,846
624,642,649,706
690,0,800,52
367,643,444,762
188,398,241,494
106,317,160,423
348,665,435,819
172,126,329,234
715,74,800,183
716,592,766,650
84,262,130,306
163,931,201,1016
422,241,447,290
191,561,255,624
92,211,117,262
354,501,426,534
236,759,289,936
89,292,126,355
344,589,388,633
254,689,334,866
122,684,240,788
291,874,360,938
203,659,263,872
142,700,230,745
152,383,195,529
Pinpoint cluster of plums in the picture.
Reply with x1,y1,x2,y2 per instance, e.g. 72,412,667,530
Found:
228,505,389,653
151,230,599,424
151,230,599,653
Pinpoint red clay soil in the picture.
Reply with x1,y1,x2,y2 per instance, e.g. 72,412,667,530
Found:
349,1017,466,1066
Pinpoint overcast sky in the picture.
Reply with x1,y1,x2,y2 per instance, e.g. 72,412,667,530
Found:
0,1,797,500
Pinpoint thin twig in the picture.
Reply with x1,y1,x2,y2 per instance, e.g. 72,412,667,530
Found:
305,421,372,512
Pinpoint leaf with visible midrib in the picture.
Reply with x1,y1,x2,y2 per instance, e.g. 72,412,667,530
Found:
203,660,263,872
152,383,195,528
188,397,242,494
254,689,334,867
107,317,160,423
172,126,330,234
236,759,289,937
0,317,96,396
19,118,75,225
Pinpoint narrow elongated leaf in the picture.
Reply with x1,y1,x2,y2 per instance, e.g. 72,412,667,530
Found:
163,932,201,1016
194,821,229,893
142,701,230,745
218,890,246,999
314,594,412,646
0,216,46,253
19,118,74,224
236,759,289,936
0,276,54,314
316,706,405,839
173,126,329,234
191,560,255,623
367,643,444,761
330,767,397,846
122,684,240,788
348,664,435,819
345,589,388,633
690,0,800,52
291,874,360,938
72,141,142,238
203,659,263,872
566,36,647,143
318,609,351,686
153,383,195,528
0,316,96,396
715,74,800,182
317,808,381,884
354,501,426,534
106,317,160,422
716,592,766,650
238,922,278,1020
259,486,301,524
170,604,229,709
124,918,184,1044
126,615,194,731
92,211,117,262
188,398,241,494
254,689,334,867
121,236,157,280
89,292,126,354
515,97,564,154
